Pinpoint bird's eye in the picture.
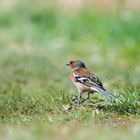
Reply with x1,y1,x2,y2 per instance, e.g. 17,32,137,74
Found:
70,61,72,64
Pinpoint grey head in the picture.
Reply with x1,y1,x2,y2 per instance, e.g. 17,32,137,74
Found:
76,60,86,68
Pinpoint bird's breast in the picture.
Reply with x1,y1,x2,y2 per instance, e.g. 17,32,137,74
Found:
71,77,90,93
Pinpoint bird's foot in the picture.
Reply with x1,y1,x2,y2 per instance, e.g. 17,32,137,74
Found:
74,98,88,106
71,95,91,106
71,95,78,101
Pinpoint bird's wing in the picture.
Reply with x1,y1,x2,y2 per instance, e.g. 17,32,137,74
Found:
73,72,105,90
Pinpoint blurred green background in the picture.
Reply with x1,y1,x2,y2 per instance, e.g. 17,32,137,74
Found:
0,0,140,139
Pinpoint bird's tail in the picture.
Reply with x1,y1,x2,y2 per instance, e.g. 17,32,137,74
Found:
91,87,118,100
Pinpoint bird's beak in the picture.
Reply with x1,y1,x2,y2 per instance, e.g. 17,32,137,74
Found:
66,63,70,67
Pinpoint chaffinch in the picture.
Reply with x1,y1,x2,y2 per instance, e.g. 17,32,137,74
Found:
66,60,117,100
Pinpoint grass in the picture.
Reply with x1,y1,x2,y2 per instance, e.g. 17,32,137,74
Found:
0,0,140,139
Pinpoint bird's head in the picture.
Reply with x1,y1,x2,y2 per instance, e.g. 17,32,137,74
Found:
66,60,86,70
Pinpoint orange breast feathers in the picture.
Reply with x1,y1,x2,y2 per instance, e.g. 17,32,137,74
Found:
70,71,91,92
70,72,75,81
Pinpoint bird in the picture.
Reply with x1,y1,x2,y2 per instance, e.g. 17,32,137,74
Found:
66,60,117,101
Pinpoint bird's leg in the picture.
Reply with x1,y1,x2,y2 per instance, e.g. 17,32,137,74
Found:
73,92,84,105
86,91,91,100
71,95,78,101
78,92,88,104
71,91,82,102
88,91,95,100
71,91,82,101
79,92,91,104
73,92,89,105
78,92,82,99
